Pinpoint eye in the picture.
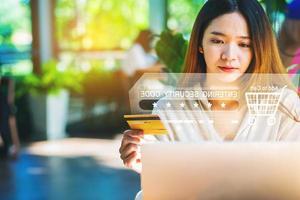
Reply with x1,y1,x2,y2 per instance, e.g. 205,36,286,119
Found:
210,39,224,44
239,42,251,48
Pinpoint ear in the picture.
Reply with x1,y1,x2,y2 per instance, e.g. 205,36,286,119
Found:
199,47,204,54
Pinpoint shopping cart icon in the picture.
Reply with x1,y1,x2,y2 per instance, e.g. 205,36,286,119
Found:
245,85,287,126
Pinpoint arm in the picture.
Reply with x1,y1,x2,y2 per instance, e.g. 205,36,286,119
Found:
7,79,20,158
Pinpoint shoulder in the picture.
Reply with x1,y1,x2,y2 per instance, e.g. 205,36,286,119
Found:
128,44,145,55
279,88,300,121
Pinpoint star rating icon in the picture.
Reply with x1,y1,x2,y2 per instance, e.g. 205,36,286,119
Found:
180,102,185,108
232,119,239,124
166,102,171,108
207,102,212,108
152,102,158,108
221,102,226,108
193,102,199,108
175,125,182,131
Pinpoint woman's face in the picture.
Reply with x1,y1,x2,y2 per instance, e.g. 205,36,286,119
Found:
201,12,253,82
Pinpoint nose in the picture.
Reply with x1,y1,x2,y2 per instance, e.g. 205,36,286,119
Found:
221,43,238,62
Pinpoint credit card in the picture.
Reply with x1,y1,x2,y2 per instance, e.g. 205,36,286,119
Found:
124,114,168,135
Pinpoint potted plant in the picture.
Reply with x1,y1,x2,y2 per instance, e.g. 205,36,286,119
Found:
155,30,188,73
154,30,188,87
16,59,82,140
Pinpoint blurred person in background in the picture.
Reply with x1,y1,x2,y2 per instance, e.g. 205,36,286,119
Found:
119,29,161,111
0,77,20,159
278,0,300,68
121,29,158,77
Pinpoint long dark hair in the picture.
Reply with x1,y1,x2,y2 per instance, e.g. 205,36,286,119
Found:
184,0,286,74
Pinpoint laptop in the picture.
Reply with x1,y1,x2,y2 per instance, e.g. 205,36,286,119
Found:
141,142,300,200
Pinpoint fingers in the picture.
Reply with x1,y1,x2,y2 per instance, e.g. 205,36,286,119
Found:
119,129,144,154
119,129,144,171
120,143,140,160
123,151,140,168
120,135,140,153
124,129,144,138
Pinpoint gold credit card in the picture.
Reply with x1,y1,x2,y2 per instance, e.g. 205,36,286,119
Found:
124,114,168,135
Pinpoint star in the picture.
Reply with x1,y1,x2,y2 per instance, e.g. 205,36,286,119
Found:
175,125,182,131
166,102,171,108
180,102,185,108
221,102,226,108
152,102,158,108
231,120,239,124
193,102,199,108
207,102,212,108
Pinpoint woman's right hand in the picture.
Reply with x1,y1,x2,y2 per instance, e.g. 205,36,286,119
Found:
119,129,144,174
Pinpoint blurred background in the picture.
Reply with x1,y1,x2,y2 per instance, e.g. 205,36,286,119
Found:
0,0,299,199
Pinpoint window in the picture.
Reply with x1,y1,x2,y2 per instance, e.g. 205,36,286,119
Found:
0,0,32,76
167,0,206,38
55,0,149,51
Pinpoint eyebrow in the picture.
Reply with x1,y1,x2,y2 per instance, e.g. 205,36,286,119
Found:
210,31,250,39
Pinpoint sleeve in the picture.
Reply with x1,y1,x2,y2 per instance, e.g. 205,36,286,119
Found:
277,89,300,141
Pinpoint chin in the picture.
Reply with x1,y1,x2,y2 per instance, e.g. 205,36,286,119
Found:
215,72,243,83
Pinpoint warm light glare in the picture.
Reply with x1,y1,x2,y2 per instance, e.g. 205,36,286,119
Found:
26,138,125,169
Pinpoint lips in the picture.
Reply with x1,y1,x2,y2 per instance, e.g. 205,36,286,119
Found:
218,66,239,73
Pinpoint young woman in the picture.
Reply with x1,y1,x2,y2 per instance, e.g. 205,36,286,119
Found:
119,0,300,174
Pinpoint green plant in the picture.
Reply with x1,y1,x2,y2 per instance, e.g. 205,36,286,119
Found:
260,0,287,21
16,59,83,96
155,30,188,73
